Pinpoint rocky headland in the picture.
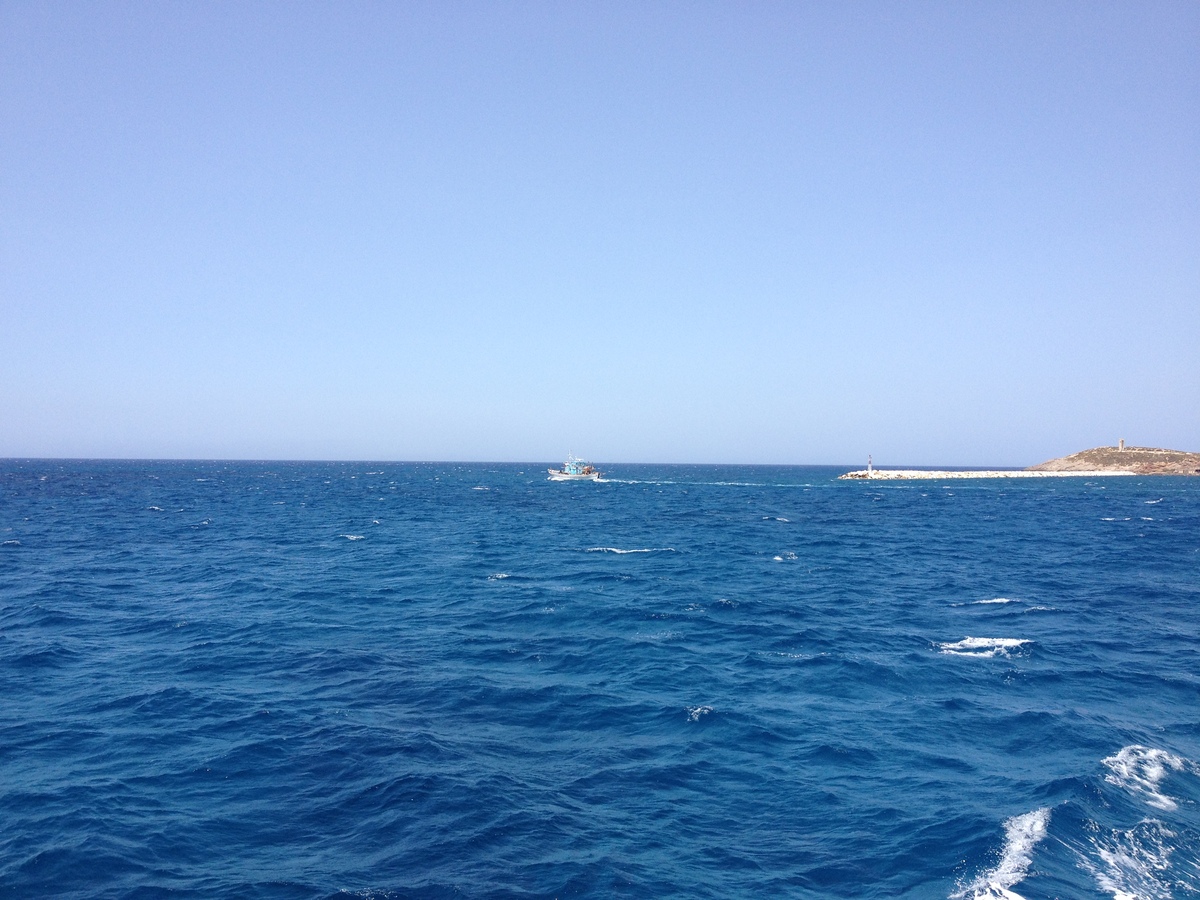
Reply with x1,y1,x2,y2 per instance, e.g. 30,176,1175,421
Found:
1026,445,1200,475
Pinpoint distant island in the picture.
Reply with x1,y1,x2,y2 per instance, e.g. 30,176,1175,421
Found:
841,443,1200,480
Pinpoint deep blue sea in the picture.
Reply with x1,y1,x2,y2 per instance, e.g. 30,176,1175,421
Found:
2,461,1198,899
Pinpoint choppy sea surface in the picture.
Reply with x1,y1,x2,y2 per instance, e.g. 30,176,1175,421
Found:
2,460,1198,899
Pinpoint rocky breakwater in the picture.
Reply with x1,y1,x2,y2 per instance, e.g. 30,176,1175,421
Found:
838,468,1124,480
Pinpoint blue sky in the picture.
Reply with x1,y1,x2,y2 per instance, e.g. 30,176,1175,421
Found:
2,2,1197,465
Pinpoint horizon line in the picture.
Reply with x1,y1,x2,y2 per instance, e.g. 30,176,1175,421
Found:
0,456,1036,469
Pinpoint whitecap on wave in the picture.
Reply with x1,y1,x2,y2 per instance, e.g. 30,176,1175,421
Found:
1103,745,1194,811
687,705,713,722
937,637,1031,658
586,547,676,554
340,534,365,541
952,807,1050,900
950,597,1021,608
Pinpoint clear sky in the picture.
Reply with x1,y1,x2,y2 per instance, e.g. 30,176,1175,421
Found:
2,2,1197,465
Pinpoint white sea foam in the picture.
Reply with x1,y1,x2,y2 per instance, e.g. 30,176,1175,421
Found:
952,807,1050,900
632,630,678,643
587,547,676,554
687,705,713,722
147,506,163,511
340,534,365,541
973,598,1016,605
773,551,798,562
762,516,790,522
2,540,20,546
1145,498,1163,504
937,637,1031,658
488,573,511,580
1080,819,1177,900
1103,745,1192,811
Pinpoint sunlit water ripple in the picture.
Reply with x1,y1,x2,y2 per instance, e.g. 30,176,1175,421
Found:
2,461,1198,898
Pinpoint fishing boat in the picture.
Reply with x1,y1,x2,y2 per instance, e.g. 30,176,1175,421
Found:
548,454,601,481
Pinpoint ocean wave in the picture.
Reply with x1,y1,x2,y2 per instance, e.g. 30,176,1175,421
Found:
1103,745,1193,811
937,637,1031,658
773,551,797,561
487,573,510,580
687,705,713,722
973,598,1016,605
586,547,676,554
340,534,365,541
952,807,1050,900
